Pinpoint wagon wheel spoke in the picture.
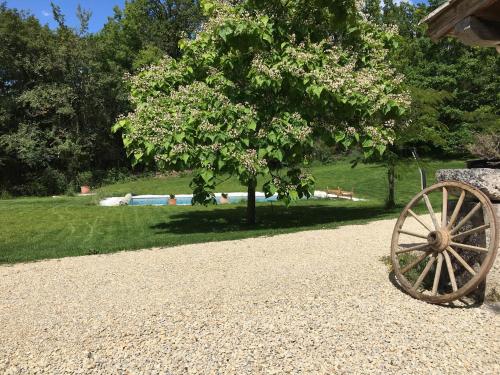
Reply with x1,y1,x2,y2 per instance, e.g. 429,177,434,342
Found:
446,246,476,276
449,241,488,254
447,189,465,230
407,209,433,232
396,243,429,254
451,224,490,240
413,254,436,291
398,229,428,239
441,187,448,228
400,251,432,274
391,181,498,304
432,253,444,295
423,194,440,229
443,250,458,292
450,202,482,235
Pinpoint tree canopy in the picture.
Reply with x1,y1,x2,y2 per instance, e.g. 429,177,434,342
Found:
114,0,409,222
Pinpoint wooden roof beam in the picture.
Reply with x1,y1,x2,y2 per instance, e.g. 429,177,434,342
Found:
453,16,500,48
422,0,497,41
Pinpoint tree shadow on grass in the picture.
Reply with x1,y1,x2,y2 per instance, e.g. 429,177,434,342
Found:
151,203,403,235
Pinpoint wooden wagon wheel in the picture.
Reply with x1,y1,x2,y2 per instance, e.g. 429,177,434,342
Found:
391,181,498,304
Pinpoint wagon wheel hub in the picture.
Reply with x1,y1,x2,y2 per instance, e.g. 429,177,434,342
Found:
427,230,450,252
391,180,498,304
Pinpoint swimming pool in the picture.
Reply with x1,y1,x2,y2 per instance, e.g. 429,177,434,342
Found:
128,193,279,206
99,191,366,206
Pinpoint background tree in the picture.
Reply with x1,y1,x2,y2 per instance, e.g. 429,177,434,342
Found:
0,1,204,195
115,0,409,223
360,0,500,207
99,0,204,71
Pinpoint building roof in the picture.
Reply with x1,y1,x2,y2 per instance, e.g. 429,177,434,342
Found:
421,0,500,52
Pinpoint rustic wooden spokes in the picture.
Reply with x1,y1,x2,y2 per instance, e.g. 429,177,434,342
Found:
391,181,498,304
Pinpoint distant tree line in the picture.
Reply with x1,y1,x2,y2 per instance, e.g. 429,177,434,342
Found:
0,0,203,195
0,0,498,196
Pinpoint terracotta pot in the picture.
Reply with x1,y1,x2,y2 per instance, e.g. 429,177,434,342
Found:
168,198,177,206
220,197,229,204
80,185,91,194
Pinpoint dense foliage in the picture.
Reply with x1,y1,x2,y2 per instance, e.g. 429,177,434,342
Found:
0,1,202,195
371,0,500,156
115,0,409,222
0,0,499,198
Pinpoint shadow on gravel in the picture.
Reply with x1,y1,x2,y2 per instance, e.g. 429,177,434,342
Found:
151,204,402,235
388,271,482,309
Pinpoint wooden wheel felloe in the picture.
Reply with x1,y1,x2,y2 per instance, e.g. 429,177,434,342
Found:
391,181,498,304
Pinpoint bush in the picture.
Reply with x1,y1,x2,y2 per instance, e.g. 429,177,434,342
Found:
0,190,12,200
75,171,93,187
40,168,68,195
309,139,351,164
100,168,135,185
10,168,68,196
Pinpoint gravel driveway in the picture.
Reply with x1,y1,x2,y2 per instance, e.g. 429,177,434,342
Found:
0,218,498,374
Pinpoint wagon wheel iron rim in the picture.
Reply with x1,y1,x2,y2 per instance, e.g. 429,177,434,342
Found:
390,181,498,304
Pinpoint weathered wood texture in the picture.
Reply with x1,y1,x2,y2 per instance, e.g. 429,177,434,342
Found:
454,16,500,47
489,203,500,301
391,181,498,304
422,0,500,51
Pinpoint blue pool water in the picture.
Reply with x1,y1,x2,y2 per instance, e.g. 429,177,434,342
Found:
129,197,169,206
129,194,278,206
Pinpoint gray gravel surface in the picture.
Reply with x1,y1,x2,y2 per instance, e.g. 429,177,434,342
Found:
0,218,498,374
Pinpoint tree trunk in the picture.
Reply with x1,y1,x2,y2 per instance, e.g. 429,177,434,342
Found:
387,163,396,208
246,178,256,225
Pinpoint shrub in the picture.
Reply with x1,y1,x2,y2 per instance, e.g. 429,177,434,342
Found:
75,171,93,187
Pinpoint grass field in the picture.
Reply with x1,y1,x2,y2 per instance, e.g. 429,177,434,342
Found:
0,159,464,264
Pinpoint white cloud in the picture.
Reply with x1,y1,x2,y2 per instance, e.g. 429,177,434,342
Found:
42,10,50,17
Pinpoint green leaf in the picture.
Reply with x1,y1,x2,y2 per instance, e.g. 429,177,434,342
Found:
133,150,144,161
201,0,215,15
274,149,283,161
218,27,231,42
362,139,374,148
262,33,273,44
145,142,154,155
335,133,345,142
111,120,125,133
201,170,214,183
376,144,387,155
123,137,132,148
342,138,352,149
310,85,323,98
289,190,298,201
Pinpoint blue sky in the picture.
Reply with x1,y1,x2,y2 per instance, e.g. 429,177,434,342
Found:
5,0,126,33
6,1,422,33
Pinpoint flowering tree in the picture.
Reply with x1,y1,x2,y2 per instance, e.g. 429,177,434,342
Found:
114,0,409,224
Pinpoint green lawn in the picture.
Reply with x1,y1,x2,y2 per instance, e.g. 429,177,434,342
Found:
0,159,464,264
